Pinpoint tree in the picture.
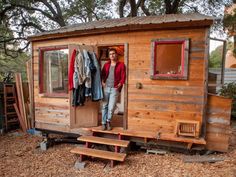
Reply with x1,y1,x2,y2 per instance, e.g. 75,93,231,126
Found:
0,0,112,57
223,2,236,54
118,0,233,18
209,45,223,68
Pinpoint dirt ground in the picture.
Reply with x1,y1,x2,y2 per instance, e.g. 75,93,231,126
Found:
0,131,235,177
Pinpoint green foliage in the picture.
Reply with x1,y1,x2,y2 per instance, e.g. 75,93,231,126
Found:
0,52,29,82
223,8,236,35
218,82,236,117
209,45,223,68
65,0,113,22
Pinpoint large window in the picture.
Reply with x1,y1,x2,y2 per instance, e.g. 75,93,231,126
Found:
39,46,68,96
150,38,189,80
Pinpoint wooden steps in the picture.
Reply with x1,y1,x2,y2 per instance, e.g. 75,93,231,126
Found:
78,135,129,147
71,135,130,167
71,147,126,162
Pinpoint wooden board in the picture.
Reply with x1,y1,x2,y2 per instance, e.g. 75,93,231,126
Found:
26,60,34,128
206,94,232,152
15,73,28,129
183,156,225,163
13,103,27,132
78,135,129,147
70,147,126,161
87,126,206,145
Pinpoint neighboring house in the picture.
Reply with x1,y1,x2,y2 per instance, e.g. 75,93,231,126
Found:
225,50,236,68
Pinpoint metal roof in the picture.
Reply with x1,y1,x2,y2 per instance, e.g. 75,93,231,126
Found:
29,13,214,41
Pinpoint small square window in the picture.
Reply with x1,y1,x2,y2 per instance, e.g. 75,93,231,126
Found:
150,38,189,80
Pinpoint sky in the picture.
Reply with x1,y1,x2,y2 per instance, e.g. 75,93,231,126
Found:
210,40,224,53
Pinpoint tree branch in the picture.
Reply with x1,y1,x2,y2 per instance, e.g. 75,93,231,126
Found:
119,0,127,18
129,0,137,17
171,0,181,13
164,0,171,14
140,0,150,16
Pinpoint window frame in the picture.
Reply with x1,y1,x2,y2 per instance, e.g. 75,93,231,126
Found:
38,45,69,98
150,38,189,80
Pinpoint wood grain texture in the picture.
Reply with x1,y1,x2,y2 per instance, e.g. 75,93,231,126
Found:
70,147,126,161
206,94,232,152
78,135,129,147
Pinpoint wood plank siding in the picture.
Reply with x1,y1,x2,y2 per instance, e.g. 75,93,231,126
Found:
32,28,208,135
206,94,232,152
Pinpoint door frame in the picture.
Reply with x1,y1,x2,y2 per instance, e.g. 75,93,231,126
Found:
68,43,129,130
96,43,128,130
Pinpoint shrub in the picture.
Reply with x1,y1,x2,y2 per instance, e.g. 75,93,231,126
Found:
218,82,236,118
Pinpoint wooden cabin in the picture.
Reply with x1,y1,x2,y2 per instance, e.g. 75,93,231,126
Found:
28,13,232,153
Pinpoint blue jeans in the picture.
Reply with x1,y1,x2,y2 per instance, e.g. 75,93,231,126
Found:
102,86,119,124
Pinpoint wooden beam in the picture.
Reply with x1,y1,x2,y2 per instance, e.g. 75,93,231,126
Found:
78,135,129,147
26,60,34,128
15,73,28,129
70,147,126,162
13,103,27,132
123,43,129,130
183,156,225,163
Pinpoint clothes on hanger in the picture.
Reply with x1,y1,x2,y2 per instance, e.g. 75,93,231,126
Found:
68,48,103,107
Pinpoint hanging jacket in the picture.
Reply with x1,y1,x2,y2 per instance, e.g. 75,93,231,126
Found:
83,49,92,89
68,49,77,90
72,83,86,106
90,52,103,101
73,51,86,89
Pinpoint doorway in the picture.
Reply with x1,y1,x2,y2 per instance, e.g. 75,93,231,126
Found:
69,44,128,130
97,45,126,129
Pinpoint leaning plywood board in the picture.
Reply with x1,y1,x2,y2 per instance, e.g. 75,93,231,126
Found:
15,73,28,129
13,103,27,132
206,94,232,152
26,60,34,128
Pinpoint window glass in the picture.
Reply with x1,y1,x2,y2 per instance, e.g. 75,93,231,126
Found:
151,39,189,80
42,49,68,94
155,43,182,75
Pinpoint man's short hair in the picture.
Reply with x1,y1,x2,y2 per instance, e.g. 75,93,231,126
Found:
108,48,117,54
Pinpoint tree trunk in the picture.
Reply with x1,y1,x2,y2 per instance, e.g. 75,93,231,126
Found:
164,0,180,14
129,0,137,17
119,0,127,18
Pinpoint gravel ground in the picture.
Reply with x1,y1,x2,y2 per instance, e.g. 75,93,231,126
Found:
0,131,235,177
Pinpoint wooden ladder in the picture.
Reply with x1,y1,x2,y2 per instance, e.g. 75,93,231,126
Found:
3,84,19,131
71,135,130,167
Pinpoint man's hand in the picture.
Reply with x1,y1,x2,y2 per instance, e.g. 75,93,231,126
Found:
102,82,106,87
117,83,121,88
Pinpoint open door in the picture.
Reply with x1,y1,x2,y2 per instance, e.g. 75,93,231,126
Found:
69,44,99,128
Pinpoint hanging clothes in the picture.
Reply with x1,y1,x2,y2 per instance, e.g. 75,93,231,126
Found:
68,49,77,90
83,49,92,97
72,82,86,106
73,50,86,89
90,51,103,101
70,48,104,106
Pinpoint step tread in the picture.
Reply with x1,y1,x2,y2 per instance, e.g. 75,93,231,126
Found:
71,147,126,161
6,112,17,115
7,118,18,123
78,135,129,147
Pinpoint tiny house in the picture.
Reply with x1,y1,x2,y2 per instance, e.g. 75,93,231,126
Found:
29,13,232,152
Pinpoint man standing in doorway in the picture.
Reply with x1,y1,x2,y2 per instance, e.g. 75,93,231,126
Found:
101,48,126,130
